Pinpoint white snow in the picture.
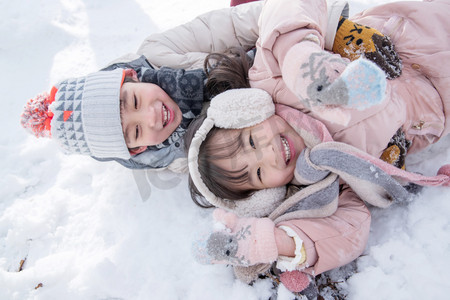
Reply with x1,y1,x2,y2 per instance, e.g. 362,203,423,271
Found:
1,0,449,299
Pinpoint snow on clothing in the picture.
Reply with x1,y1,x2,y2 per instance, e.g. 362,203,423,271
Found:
188,89,449,284
250,0,450,158
144,0,449,283
270,104,449,278
237,0,450,281
101,0,448,171
104,0,348,171
140,0,378,280
125,0,349,70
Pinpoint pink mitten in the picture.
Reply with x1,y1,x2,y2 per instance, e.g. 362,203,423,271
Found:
193,209,278,266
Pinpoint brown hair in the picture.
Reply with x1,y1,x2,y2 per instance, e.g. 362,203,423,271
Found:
184,114,257,208
184,47,255,208
204,47,253,98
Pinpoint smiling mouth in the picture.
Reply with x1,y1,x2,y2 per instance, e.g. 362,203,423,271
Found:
162,104,171,127
281,136,291,164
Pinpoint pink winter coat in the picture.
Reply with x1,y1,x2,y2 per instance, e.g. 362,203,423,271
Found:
127,0,449,278
249,0,450,276
250,0,450,157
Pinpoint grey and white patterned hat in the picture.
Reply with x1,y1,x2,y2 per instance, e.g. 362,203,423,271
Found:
49,68,131,159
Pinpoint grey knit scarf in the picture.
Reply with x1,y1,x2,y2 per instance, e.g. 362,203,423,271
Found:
137,65,206,149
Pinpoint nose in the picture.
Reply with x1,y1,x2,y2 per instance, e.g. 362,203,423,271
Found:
256,142,279,168
136,105,158,128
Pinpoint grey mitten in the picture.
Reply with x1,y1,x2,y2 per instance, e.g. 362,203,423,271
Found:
192,209,278,267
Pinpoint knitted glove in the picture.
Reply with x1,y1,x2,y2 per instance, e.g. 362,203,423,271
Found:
380,128,411,170
380,145,403,168
291,39,387,115
328,58,387,110
192,209,278,267
305,57,387,111
332,17,402,79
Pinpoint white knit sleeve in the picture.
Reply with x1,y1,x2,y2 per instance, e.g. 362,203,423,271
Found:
276,225,306,272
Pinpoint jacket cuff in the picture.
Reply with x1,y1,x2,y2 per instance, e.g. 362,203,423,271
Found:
276,225,309,272
325,0,349,50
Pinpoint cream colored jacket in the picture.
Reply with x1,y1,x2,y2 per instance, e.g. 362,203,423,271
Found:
112,1,348,70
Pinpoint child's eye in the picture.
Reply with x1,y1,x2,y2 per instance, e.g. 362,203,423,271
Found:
249,134,256,149
134,95,138,109
135,125,139,140
256,167,262,182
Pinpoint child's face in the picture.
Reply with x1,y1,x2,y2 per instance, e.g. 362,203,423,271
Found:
120,81,182,153
212,115,305,190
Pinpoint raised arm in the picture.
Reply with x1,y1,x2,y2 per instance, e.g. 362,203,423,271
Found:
113,0,350,70
137,2,262,69
250,0,387,125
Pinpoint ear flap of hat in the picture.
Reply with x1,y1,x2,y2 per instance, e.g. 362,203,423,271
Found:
207,88,275,129
188,88,286,217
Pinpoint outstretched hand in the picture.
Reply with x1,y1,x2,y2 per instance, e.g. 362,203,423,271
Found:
192,209,278,267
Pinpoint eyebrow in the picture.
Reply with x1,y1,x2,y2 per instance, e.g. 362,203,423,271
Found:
121,90,130,145
124,126,130,145
239,131,258,189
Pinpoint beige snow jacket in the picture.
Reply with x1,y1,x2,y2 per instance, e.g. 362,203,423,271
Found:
111,1,348,70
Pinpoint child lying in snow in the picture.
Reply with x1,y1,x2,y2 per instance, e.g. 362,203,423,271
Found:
186,88,450,296
185,0,450,296
20,0,400,172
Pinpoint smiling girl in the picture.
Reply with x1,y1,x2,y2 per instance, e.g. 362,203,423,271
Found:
20,0,393,171
186,86,450,296
203,114,305,193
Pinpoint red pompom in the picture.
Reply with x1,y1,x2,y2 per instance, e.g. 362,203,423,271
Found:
279,270,311,293
21,90,56,138
437,165,450,177
437,165,450,187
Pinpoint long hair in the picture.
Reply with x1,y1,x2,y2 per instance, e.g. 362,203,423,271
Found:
204,47,253,98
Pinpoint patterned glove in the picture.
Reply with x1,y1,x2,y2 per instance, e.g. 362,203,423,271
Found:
192,209,278,267
303,56,387,110
332,17,402,79
380,128,411,170
292,40,388,125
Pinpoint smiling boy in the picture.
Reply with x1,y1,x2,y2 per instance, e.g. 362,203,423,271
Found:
119,69,184,156
21,57,206,170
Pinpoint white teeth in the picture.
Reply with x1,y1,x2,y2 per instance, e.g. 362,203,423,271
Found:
281,137,291,163
163,105,170,126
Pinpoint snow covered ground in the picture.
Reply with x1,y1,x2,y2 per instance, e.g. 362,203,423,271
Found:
1,0,449,299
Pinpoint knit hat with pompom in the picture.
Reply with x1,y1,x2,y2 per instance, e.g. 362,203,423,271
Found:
21,68,131,160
